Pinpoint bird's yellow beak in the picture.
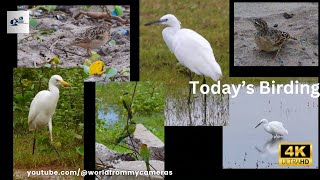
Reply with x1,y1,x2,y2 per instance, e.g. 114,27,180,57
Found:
59,80,71,87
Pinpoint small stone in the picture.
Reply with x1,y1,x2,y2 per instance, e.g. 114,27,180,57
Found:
283,13,294,19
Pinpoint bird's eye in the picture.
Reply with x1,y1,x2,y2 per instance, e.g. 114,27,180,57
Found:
165,18,168,21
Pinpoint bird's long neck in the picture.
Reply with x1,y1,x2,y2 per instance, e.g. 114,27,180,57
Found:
49,83,60,99
168,22,181,33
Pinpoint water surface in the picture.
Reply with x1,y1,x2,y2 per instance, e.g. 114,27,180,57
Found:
223,87,318,169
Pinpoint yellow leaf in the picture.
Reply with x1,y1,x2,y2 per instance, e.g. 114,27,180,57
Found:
89,60,105,75
50,55,60,64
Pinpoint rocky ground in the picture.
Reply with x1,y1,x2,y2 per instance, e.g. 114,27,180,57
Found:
234,2,318,66
17,5,130,82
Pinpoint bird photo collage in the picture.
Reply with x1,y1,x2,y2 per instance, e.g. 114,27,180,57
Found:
4,0,320,179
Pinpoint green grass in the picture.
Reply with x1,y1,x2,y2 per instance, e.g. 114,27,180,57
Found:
13,133,83,169
96,82,164,153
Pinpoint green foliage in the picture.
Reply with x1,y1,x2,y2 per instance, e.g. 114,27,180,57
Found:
97,82,165,114
13,68,84,168
96,82,164,153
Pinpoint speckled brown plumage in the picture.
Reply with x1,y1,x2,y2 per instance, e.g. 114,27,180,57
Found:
251,18,297,59
69,22,111,56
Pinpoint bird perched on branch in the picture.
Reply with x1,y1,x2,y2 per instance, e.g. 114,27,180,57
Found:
120,92,133,119
139,143,151,171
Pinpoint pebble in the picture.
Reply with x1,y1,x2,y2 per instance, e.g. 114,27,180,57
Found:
283,13,294,19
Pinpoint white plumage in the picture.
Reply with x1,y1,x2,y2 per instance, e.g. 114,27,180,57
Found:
145,14,222,81
255,119,288,138
28,75,70,155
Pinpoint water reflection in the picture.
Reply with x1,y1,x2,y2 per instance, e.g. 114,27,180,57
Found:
255,138,284,156
165,92,229,126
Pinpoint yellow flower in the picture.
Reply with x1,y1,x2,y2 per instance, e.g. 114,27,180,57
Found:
89,60,105,75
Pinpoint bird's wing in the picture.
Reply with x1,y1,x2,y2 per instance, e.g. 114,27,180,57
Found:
28,90,51,124
269,121,288,135
172,29,222,81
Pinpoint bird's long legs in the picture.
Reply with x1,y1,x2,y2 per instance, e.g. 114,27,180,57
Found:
203,76,207,125
48,120,61,157
187,70,192,125
50,141,61,158
32,130,37,155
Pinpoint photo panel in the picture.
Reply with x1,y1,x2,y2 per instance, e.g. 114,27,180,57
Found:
95,82,165,179
223,78,318,169
140,0,230,126
17,5,131,82
230,1,319,77
13,68,84,179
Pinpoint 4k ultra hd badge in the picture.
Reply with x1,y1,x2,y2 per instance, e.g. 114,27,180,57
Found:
7,11,29,33
279,143,312,166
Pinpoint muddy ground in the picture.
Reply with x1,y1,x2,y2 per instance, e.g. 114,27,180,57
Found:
17,6,130,82
234,3,318,66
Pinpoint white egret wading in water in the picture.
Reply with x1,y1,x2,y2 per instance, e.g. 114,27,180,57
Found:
255,119,288,138
28,75,70,156
145,14,222,123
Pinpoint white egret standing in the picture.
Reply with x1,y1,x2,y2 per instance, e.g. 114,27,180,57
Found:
28,75,70,156
145,14,222,123
145,14,222,81
255,119,288,138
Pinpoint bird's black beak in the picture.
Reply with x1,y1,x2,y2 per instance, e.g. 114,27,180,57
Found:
145,19,166,26
255,122,263,128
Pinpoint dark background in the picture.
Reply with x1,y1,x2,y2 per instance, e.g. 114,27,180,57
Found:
1,0,319,179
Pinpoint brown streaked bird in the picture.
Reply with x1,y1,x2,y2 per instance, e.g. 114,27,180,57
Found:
250,18,297,59
69,21,112,56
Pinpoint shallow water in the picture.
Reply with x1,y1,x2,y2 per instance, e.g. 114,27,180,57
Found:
223,87,318,169
165,93,229,126
98,104,119,126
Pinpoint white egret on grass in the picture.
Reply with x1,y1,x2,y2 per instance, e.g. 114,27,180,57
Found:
145,14,222,82
255,119,288,138
145,14,222,123
28,75,70,156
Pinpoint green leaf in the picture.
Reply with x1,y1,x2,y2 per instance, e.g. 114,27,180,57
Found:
74,133,82,140
14,94,23,103
76,146,84,156
105,68,118,78
83,5,92,9
24,91,33,102
89,51,100,61
29,19,38,29
114,6,124,16
108,40,116,46
44,5,57,12
44,64,51,68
